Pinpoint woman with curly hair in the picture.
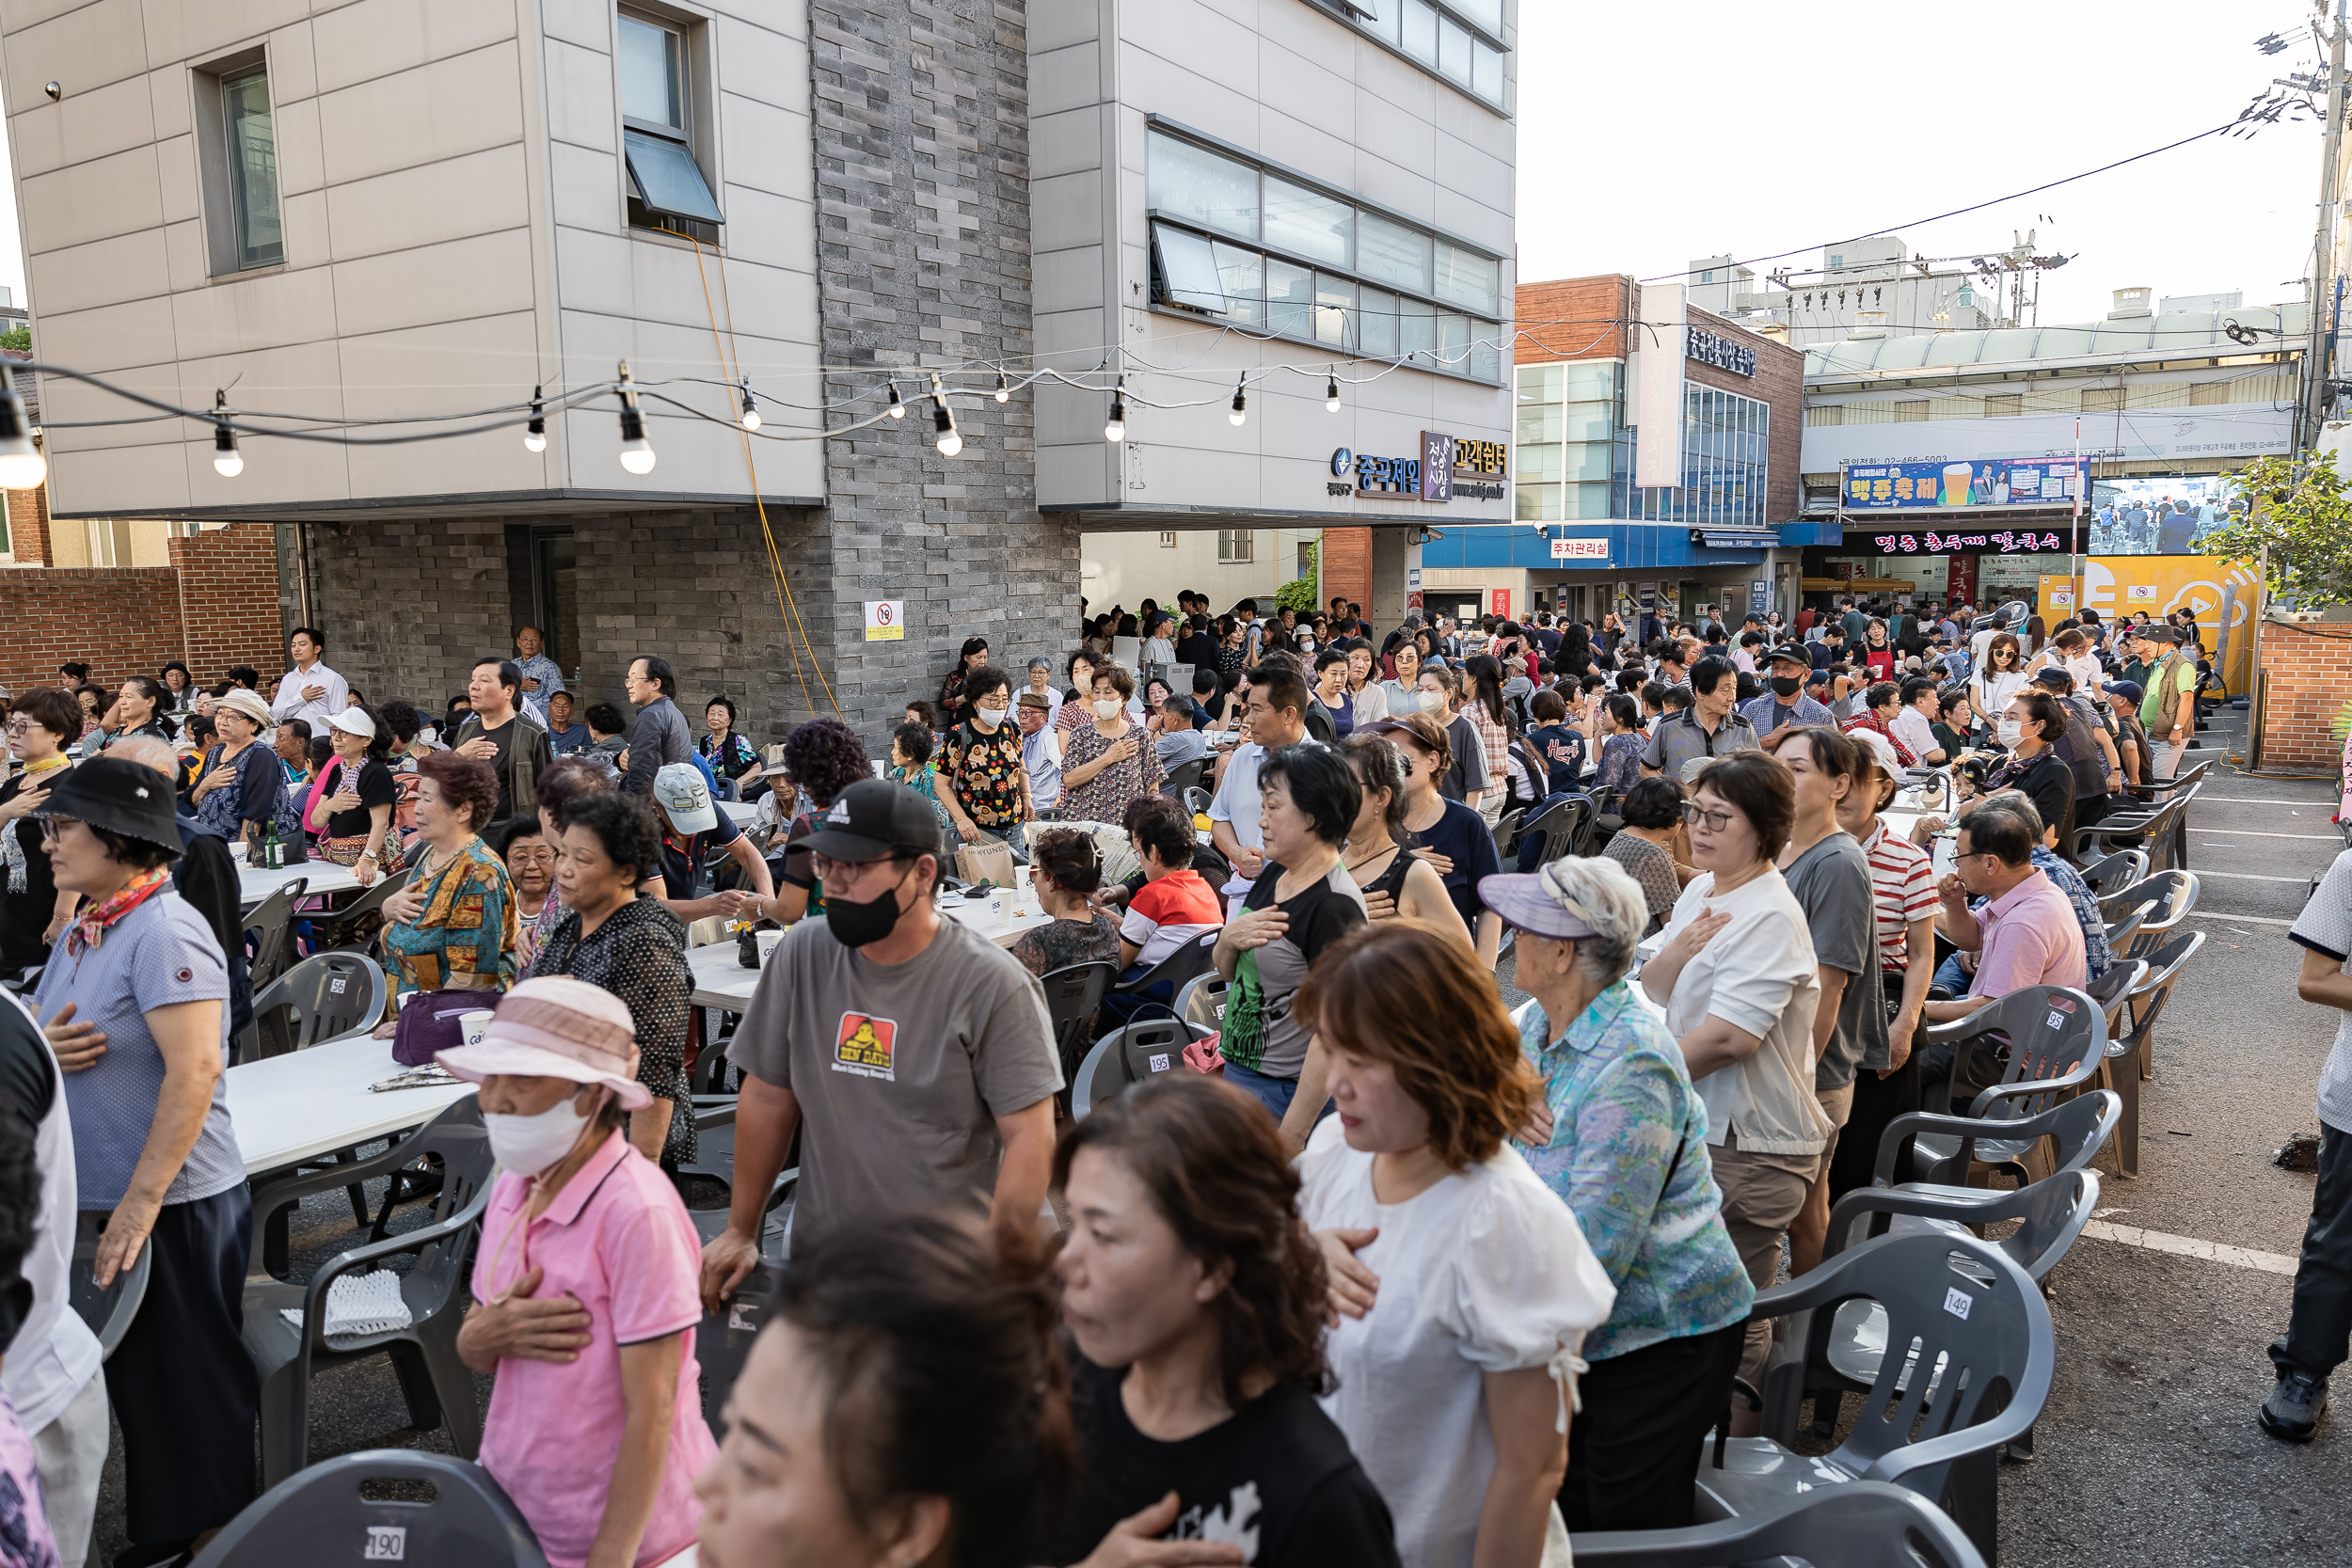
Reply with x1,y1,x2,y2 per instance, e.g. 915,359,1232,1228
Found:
771,716,872,925
1297,921,1613,1568
1043,1076,1400,1568
377,750,518,1002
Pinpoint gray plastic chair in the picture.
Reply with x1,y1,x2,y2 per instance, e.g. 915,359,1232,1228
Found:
314,866,413,953
2072,783,2199,872
1174,972,1228,1035
1072,1016,1200,1117
1161,756,1208,800
2083,958,2146,1046
242,879,309,993
1518,795,1594,867
2098,931,2204,1177
238,950,387,1065
1490,806,1525,860
188,1449,548,1568
69,1210,151,1360
1701,1232,2052,1564
1573,1480,1985,1568
1039,960,1120,1087
2099,901,2155,965
2077,848,2148,898
2100,870,2199,960
1183,784,1213,819
243,1097,494,1488
1874,1086,2122,1194
695,1258,784,1441
677,1101,797,1254
1914,983,2108,1179
1111,931,1216,1006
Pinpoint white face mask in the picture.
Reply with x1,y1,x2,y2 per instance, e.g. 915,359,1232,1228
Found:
972,705,1008,730
483,1096,593,1176
1996,720,2024,746
1092,699,1124,719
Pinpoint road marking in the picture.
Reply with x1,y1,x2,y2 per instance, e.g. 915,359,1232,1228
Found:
2188,912,2297,926
2194,870,2317,883
2191,797,2335,805
2083,1221,2296,1276
2187,829,2344,841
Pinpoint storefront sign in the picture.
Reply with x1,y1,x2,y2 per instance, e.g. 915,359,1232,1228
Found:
1867,530,2070,555
1842,456,2083,511
1490,589,1511,618
1687,326,1756,377
1328,435,1507,502
1550,537,1609,560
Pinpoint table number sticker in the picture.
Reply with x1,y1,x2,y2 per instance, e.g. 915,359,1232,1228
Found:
1943,1287,1973,1321
363,1525,407,1560
1148,1053,1170,1073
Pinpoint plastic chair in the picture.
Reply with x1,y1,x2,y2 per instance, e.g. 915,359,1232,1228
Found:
313,866,414,953
2101,871,2199,960
242,1097,495,1487
696,1259,784,1440
2128,756,2210,803
1699,1232,2052,1564
1912,984,2108,1180
2099,902,2154,964
1072,1017,1200,1117
1874,1087,2122,1194
1111,931,1216,1006
1572,1480,1985,1568
1183,785,1213,820
1518,796,1593,867
69,1210,152,1360
243,879,309,993
238,951,387,1065
2097,930,2204,1177
2077,848,2148,898
1490,807,1525,860
1161,757,1208,800
2071,784,2199,873
189,1449,548,1568
1038,961,1119,1085
1174,972,1228,1034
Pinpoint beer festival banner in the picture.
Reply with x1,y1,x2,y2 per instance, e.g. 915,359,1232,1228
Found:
1842,457,2086,511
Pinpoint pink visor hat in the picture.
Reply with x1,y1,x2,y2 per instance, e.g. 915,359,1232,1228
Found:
436,975,652,1111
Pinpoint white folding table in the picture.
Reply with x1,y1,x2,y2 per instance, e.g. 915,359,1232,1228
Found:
226,1035,475,1178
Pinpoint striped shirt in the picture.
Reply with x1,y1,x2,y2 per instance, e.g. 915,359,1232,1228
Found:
1859,820,1936,973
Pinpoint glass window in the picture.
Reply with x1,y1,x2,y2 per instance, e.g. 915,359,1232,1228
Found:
222,70,282,270
1147,132,1259,238
1398,297,1437,363
624,130,723,224
1434,244,1502,314
1265,259,1314,340
1263,178,1351,267
1359,0,1403,43
1517,362,1564,403
1452,0,1504,34
1517,483,1562,522
1437,15,1472,84
1356,211,1432,293
1567,483,1613,520
1214,243,1264,327
1359,286,1399,358
1470,41,1504,105
1561,360,1615,400
1401,0,1438,63
1518,404,1563,444
1217,531,1254,562
1438,312,1470,371
1519,444,1562,483
619,16,686,132
1314,274,1356,348
1469,332,1500,384
1152,224,1227,312
1560,400,1611,441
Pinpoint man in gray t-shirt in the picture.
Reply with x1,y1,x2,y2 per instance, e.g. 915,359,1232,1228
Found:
702,779,1061,1308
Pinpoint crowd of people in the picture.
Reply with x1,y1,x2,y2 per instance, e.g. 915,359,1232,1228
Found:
0,582,2214,1567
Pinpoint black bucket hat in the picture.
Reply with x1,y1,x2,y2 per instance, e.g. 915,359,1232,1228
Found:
32,756,182,850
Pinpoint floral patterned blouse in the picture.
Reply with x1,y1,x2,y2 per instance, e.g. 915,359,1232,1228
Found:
1516,979,1755,1361
379,837,518,999
943,719,1029,832
1009,911,1122,981
530,895,695,1164
1058,721,1167,827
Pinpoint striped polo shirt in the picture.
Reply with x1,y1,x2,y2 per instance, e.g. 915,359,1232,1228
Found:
1860,820,1937,972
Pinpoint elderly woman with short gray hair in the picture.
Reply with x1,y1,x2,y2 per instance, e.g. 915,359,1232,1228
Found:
1478,854,1756,1535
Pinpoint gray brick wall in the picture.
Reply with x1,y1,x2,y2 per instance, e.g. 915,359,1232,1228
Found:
308,516,514,714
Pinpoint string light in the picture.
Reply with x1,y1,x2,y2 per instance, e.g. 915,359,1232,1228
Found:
523,385,547,452
1104,378,1127,443
211,391,243,478
993,371,1009,404
615,361,657,475
885,382,905,419
737,379,761,431
930,374,961,457
1228,376,1248,427
1325,369,1342,413
0,364,44,490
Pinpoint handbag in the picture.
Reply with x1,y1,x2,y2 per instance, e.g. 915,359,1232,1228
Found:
391,990,491,1068
955,836,1016,889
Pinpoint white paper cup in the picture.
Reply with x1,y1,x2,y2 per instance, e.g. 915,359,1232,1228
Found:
229,842,249,864
989,890,1009,921
458,1009,496,1049
757,928,785,962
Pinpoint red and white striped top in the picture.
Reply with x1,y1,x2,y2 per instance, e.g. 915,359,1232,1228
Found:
1861,820,1937,972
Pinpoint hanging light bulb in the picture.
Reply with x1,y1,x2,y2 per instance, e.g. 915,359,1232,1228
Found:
885,381,906,419
1325,369,1342,414
523,385,548,452
1228,377,1248,428
737,379,761,431
0,364,45,491
930,374,961,456
993,370,1010,404
211,390,243,479
1104,378,1127,443
614,360,656,475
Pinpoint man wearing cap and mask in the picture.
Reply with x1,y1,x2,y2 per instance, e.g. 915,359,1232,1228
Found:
1739,643,1836,739
647,761,775,925
28,758,255,1561
700,779,1061,1311
2132,621,2200,781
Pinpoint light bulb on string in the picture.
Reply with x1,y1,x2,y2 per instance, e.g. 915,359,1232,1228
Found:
1228,377,1248,428
930,374,962,456
993,371,1010,404
615,360,657,475
0,364,45,490
523,385,547,452
885,382,905,419
1104,378,1127,443
738,380,761,431
1325,370,1342,413
211,391,243,479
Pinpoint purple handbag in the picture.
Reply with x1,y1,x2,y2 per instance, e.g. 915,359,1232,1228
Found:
391,990,493,1068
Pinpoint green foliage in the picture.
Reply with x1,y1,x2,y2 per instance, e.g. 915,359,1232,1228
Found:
2334,697,2352,743
0,326,27,354
1274,541,1319,613
2208,451,2352,607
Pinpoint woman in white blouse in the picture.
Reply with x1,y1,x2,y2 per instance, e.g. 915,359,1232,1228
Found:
1297,921,1614,1568
1972,632,2027,732
1636,750,1826,1431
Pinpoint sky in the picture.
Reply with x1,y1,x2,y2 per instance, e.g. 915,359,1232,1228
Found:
1515,0,2328,329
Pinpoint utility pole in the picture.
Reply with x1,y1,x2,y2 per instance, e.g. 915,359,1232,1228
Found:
2304,0,2348,448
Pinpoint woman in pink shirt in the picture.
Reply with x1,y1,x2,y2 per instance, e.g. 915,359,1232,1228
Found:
442,976,716,1568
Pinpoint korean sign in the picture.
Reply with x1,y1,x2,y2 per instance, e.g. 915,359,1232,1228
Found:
1867,530,2070,556
1841,457,2084,511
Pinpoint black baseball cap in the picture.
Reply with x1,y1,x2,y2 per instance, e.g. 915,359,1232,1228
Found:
1765,641,1812,670
34,756,182,850
796,778,943,862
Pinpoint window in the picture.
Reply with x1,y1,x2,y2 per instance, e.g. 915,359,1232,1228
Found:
1892,401,1930,422
1297,541,1316,578
1620,381,1769,531
1983,393,2024,417
1347,0,1504,107
619,13,721,234
1314,274,1356,348
1263,179,1352,267
1266,260,1314,340
1434,244,1501,314
1217,530,1255,563
1359,286,1399,357
1152,224,1228,313
221,70,282,270
2080,387,2124,412
1146,134,1260,237
1357,212,1433,293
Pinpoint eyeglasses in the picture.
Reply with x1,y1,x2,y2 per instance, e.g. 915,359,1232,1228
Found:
1679,802,1738,832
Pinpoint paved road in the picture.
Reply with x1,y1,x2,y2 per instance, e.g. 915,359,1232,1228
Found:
84,707,2352,1564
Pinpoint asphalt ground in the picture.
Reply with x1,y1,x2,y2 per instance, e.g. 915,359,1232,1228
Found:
80,703,2352,1564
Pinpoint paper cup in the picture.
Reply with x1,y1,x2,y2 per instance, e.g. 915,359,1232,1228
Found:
229,841,249,864
458,1009,496,1049
757,928,785,962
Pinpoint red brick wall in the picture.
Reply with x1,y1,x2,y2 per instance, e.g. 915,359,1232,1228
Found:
1321,527,1372,615
1516,276,1633,364
6,483,50,565
0,523,282,695
2257,619,2352,769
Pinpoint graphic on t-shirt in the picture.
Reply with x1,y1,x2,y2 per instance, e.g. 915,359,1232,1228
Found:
832,1012,898,1081
1174,1481,1261,1562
